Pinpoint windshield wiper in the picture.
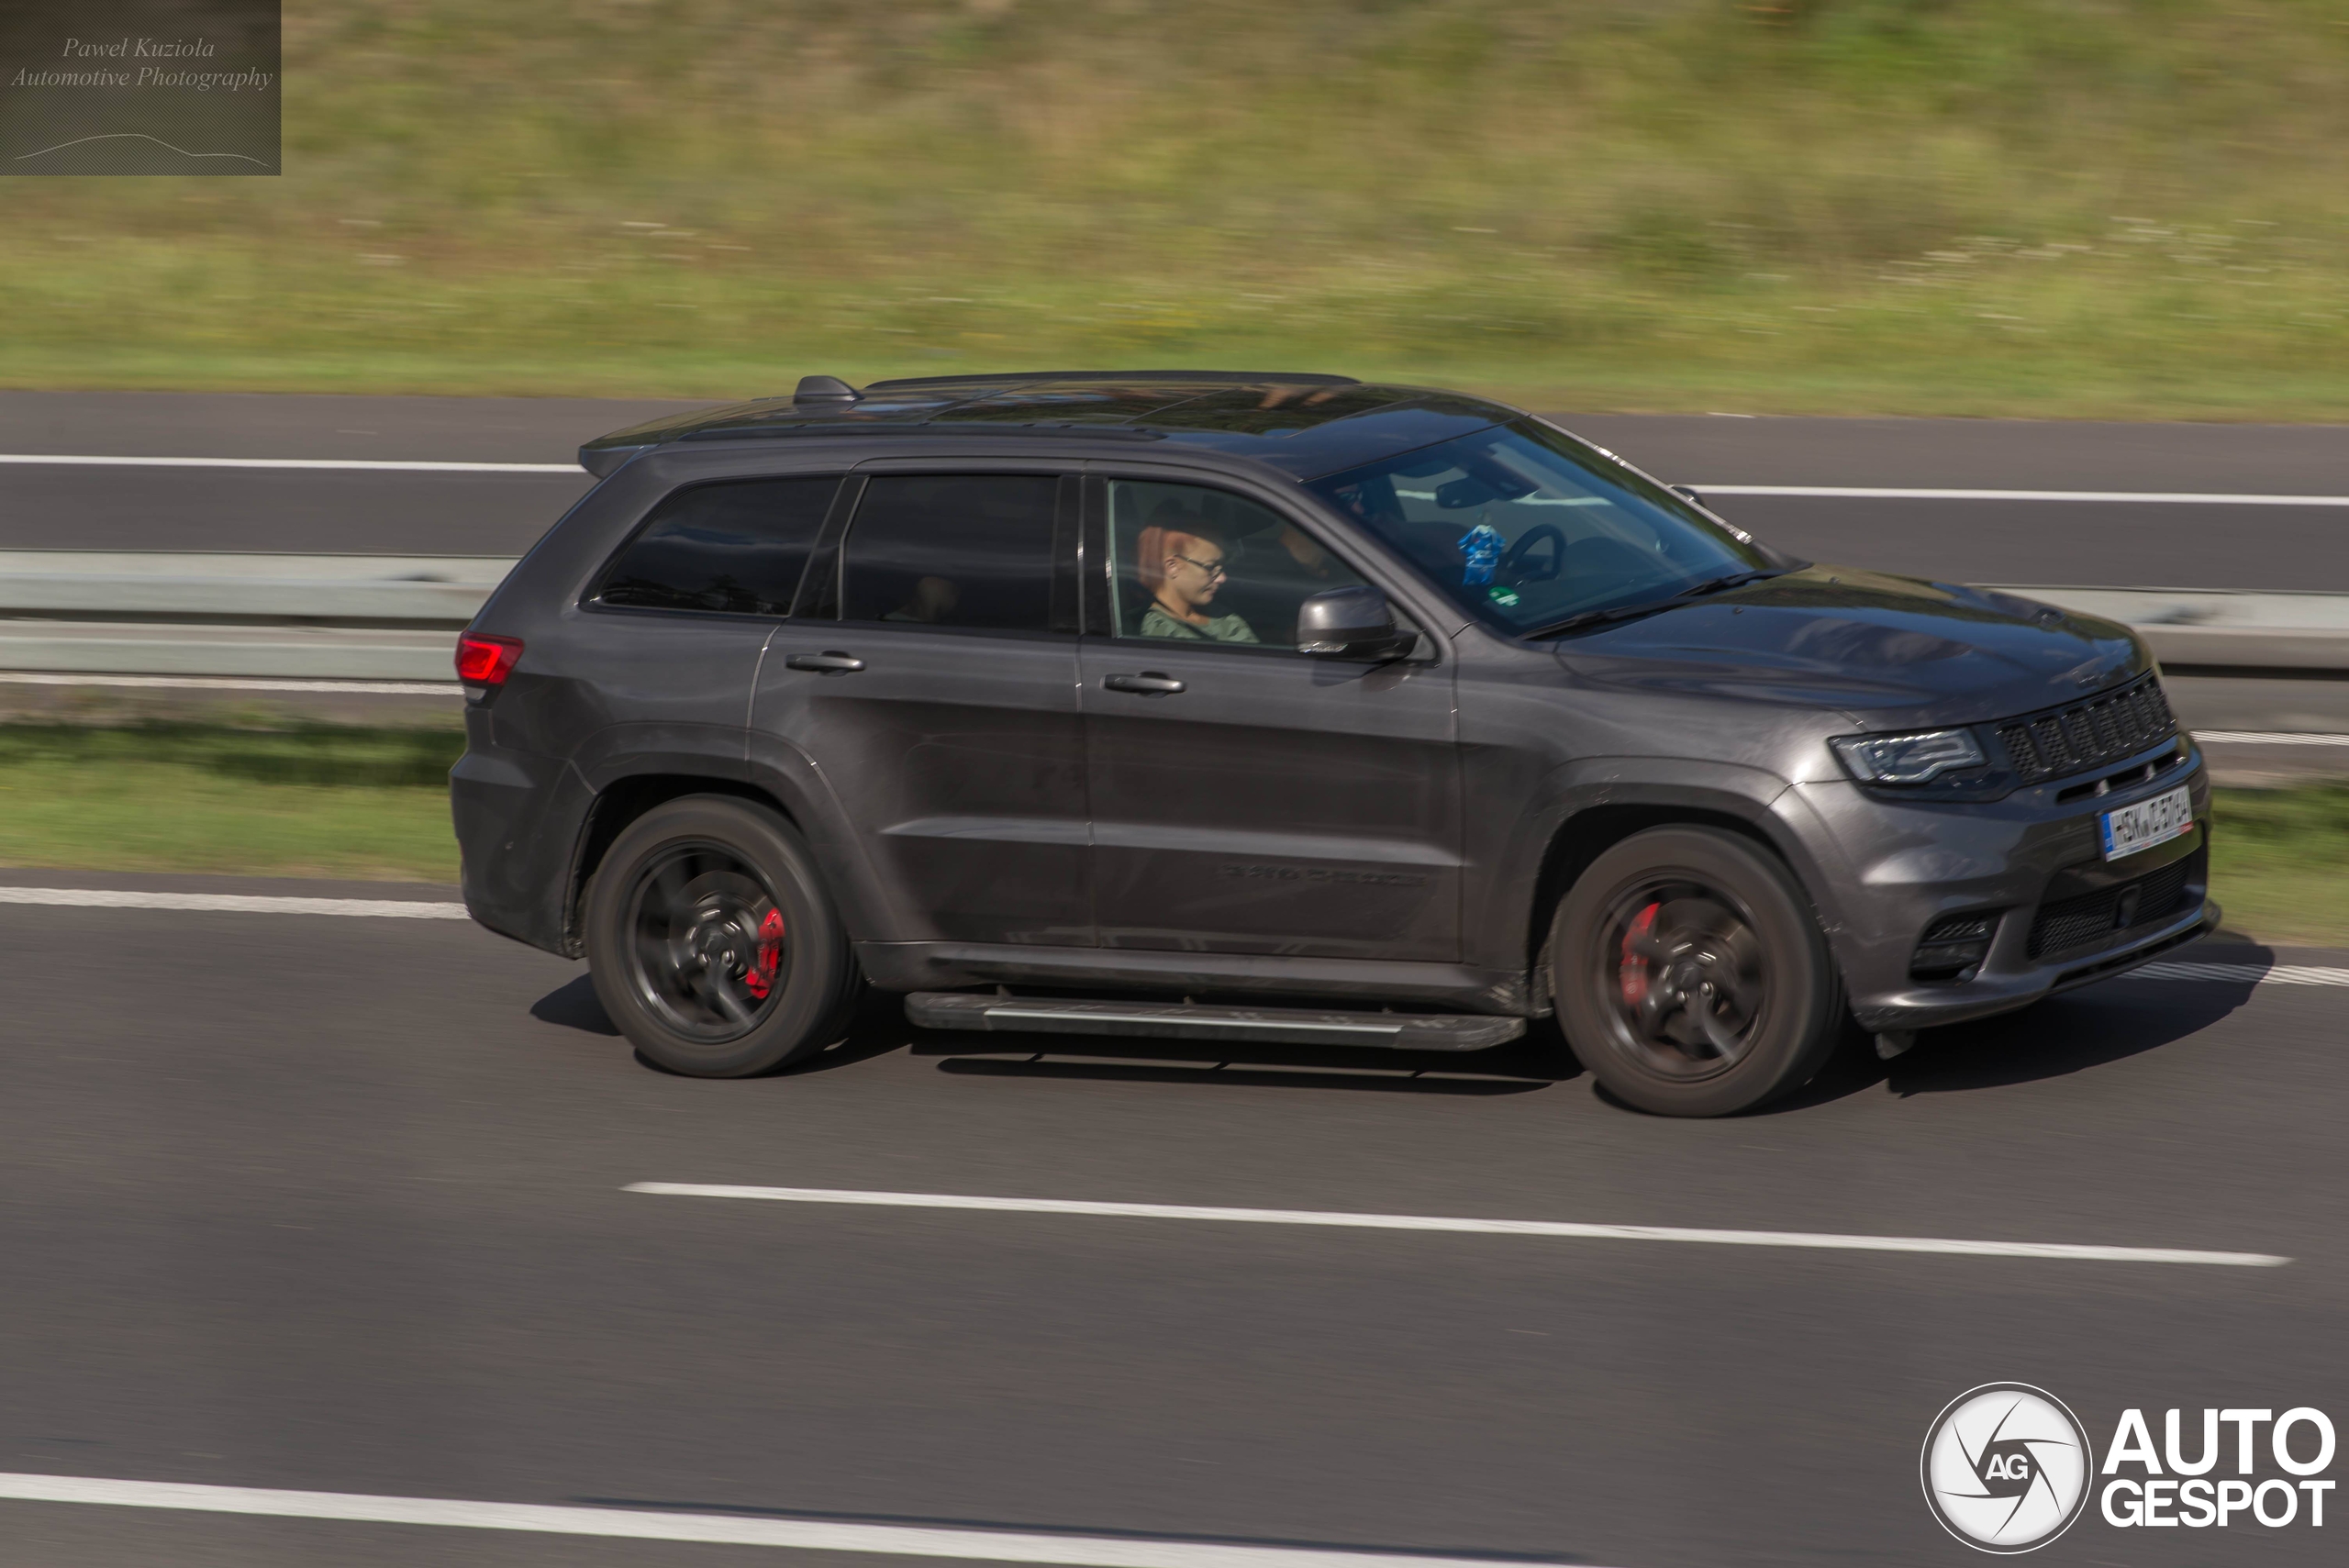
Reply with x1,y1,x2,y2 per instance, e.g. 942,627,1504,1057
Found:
1519,568,1786,640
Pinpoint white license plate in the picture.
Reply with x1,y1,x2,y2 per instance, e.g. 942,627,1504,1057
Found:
2099,784,2194,861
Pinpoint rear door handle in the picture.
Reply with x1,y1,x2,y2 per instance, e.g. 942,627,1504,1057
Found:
785,651,866,674
1104,672,1186,696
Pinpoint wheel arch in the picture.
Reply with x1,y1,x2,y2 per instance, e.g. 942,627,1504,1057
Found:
562,774,803,956
1526,805,1800,1008
1483,763,1850,1016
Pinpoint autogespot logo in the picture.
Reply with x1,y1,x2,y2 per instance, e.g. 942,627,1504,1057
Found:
1920,1384,2092,1552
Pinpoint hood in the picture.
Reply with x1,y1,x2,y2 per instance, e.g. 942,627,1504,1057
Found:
1551,565,2147,730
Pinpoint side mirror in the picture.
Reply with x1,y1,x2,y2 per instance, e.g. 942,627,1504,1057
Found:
1297,585,1419,662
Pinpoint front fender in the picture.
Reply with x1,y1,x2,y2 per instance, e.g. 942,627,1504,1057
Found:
1469,755,1856,992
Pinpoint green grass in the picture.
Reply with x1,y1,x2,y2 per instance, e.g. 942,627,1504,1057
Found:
2210,785,2349,949
0,724,462,883
7,1,2349,416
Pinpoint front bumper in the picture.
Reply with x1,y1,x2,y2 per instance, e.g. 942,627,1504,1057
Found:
1848,895,2218,1031
1787,741,2218,1033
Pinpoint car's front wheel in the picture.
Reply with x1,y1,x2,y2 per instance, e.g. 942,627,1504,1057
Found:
584,795,859,1076
1553,826,1842,1117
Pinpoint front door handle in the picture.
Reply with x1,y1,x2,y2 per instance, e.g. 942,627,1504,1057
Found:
1104,672,1186,696
785,651,866,675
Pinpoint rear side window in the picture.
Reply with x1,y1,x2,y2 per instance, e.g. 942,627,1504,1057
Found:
840,474,1059,632
596,476,839,616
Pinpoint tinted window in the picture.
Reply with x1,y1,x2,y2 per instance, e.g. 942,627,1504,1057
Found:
1107,479,1365,651
841,475,1059,632
596,477,838,616
1305,421,1776,636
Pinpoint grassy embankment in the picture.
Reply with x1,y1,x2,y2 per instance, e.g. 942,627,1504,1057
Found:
6,0,2349,417
2,723,2346,947
0,725,461,884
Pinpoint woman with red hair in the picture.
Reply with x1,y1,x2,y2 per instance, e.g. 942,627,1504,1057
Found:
1135,506,1258,643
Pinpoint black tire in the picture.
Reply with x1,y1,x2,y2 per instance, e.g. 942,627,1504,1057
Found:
1552,826,1841,1117
584,795,859,1077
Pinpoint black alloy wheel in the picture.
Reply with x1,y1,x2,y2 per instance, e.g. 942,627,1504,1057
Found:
623,842,789,1041
1553,826,1842,1117
585,795,860,1077
1599,880,1768,1080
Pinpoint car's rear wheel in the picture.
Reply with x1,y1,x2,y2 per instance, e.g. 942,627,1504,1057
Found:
1553,826,1841,1117
584,795,858,1076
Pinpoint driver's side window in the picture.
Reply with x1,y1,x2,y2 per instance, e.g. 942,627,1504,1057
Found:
1107,480,1366,651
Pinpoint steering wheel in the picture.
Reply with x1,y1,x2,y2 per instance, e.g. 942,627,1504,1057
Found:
1498,524,1564,584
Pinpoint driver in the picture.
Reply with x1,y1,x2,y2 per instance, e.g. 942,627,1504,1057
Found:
1136,507,1258,643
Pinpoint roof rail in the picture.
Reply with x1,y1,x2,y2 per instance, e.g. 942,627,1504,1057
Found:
863,370,1360,392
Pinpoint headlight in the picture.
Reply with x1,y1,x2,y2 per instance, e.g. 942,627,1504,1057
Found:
1831,728,1987,785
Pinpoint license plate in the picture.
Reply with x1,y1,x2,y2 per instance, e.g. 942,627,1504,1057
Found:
2099,784,2194,861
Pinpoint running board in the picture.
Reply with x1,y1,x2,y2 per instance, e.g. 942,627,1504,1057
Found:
905,993,1526,1051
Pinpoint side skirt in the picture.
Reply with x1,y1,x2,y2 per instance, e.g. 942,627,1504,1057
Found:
855,940,1536,1017
907,993,1525,1051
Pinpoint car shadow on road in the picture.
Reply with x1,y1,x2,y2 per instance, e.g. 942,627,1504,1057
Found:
526,977,909,1077
529,973,619,1036
532,962,2262,1106
1767,957,2270,1112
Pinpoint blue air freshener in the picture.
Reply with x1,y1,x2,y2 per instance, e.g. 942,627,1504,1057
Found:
1459,523,1505,586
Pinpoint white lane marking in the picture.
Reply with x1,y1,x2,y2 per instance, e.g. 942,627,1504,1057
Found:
0,1473,1598,1568
0,454,580,474
1690,484,2349,506
0,889,465,918
6,462,2341,502
625,1184,2287,1267
2122,962,2349,986
2196,729,2349,747
0,672,457,695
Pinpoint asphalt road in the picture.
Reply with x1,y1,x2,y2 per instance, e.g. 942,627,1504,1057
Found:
4,392,2346,587
3,884,2343,1568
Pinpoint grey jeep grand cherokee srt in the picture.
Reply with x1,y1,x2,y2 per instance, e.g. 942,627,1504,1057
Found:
452,371,2213,1116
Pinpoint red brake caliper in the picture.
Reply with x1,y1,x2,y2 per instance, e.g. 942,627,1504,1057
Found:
742,908,786,1000
1619,902,1659,1007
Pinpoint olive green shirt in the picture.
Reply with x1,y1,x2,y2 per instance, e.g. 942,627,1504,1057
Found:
1140,605,1259,643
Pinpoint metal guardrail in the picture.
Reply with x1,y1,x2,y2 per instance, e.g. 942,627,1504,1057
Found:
0,552,2342,683
1988,586,2349,671
0,552,509,683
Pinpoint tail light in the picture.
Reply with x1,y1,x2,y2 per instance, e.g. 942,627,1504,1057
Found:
455,633,523,689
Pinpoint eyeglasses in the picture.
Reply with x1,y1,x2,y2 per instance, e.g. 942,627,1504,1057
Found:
1171,552,1229,579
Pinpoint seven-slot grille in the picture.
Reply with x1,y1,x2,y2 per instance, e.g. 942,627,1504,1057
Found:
1996,676,2176,784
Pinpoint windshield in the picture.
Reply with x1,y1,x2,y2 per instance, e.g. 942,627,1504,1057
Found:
1304,420,1780,636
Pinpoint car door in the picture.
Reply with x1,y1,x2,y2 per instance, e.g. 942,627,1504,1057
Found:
1078,472,1463,961
562,471,841,783
750,467,1092,948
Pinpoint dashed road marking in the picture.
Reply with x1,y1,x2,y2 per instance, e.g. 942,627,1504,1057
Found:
2122,962,2349,986
0,1473,1598,1568
0,888,465,918
1691,484,2349,506
0,453,579,473
625,1184,2288,1267
2196,730,2349,747
0,673,457,695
